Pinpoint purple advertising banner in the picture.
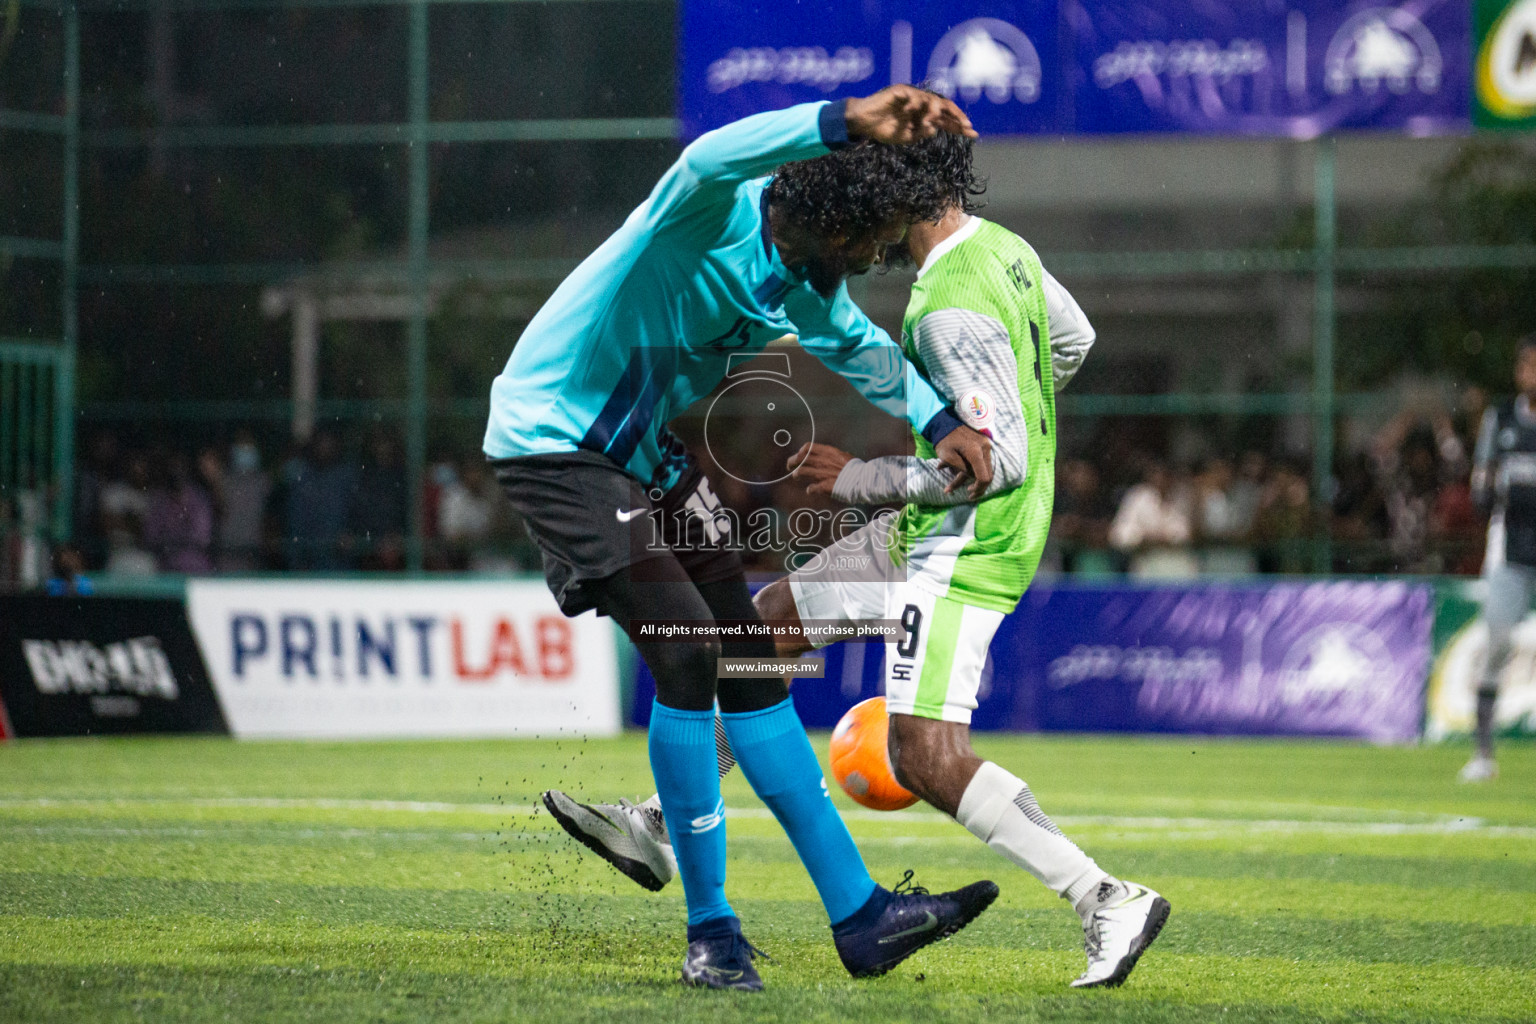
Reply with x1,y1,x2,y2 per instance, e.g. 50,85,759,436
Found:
631,581,1432,743
680,0,1471,137
1071,0,1470,137
1004,581,1433,742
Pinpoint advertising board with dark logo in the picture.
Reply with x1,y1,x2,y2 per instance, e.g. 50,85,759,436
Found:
0,596,228,738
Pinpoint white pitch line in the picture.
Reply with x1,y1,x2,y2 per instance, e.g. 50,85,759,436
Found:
0,796,513,815
728,808,1536,839
864,819,1536,841
0,823,495,842
2,795,1535,839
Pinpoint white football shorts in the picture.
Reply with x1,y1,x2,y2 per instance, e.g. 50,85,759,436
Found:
786,512,1004,724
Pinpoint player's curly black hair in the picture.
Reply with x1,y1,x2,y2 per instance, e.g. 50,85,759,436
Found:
897,127,988,218
767,127,986,242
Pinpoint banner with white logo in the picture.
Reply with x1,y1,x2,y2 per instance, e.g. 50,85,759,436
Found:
0,596,228,738
1001,582,1432,742
633,581,1433,742
681,0,1471,138
187,580,621,739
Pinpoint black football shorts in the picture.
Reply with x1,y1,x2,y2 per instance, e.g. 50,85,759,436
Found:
490,449,743,616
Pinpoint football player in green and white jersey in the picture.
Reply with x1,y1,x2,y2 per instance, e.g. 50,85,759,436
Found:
543,129,1169,989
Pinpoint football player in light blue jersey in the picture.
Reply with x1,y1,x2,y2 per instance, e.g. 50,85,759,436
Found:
489,87,999,991
484,94,989,497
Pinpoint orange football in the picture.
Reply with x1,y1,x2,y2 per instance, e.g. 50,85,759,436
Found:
828,697,919,811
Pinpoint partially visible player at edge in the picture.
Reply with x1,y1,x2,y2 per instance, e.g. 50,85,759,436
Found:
486,87,1002,992
1465,332,1536,782
545,129,1170,989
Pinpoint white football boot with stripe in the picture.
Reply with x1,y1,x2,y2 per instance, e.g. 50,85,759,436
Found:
1070,881,1171,989
541,790,677,892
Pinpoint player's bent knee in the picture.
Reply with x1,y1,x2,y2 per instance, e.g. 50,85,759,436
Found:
716,675,789,715
753,579,792,621
754,580,813,658
889,750,925,798
646,638,721,712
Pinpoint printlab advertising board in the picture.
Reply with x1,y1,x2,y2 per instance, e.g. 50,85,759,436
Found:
185,579,623,739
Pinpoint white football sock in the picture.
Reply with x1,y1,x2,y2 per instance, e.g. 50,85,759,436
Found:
956,761,1110,913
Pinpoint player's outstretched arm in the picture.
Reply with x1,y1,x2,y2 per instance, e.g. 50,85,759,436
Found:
844,85,977,145
788,442,855,496
679,84,972,193
790,427,1002,506
677,102,851,192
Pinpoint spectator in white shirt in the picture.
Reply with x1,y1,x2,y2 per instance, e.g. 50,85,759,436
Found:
1194,456,1256,575
1109,461,1198,578
99,453,157,576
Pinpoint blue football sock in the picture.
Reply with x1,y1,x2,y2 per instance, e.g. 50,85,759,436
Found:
649,701,734,927
721,698,877,926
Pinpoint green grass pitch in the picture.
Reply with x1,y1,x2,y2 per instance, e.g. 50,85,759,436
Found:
1,732,1533,1023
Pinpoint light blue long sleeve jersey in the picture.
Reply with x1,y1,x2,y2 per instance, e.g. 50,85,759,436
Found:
482,100,962,495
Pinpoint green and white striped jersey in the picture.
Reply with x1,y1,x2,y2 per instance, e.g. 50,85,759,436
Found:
832,217,1091,612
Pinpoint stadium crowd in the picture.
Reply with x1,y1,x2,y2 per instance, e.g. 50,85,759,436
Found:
1049,393,1483,579
9,427,537,590
1,390,1487,591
